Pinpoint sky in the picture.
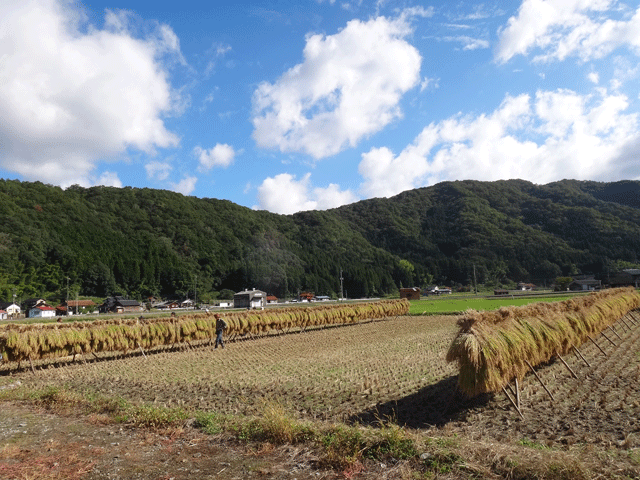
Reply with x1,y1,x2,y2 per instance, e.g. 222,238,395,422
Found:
1,0,640,214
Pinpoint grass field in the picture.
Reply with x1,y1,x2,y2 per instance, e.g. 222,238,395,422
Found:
408,292,587,314
1,308,639,479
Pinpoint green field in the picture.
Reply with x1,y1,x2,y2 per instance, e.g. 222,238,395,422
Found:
408,292,587,314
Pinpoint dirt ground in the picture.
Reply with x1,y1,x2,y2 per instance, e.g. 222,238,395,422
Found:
0,400,361,480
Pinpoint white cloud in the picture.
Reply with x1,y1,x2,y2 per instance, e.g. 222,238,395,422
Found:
95,171,123,187
495,0,640,64
588,71,600,84
442,35,490,51
0,0,182,188
256,173,358,214
171,175,198,196
359,88,640,198
194,144,236,170
251,13,422,159
145,161,173,181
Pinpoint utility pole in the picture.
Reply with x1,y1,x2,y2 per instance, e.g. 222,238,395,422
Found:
194,275,197,310
473,264,477,295
340,269,344,301
66,277,70,305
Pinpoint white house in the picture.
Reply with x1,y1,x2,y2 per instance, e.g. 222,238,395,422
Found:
0,310,7,320
29,305,56,318
0,302,21,318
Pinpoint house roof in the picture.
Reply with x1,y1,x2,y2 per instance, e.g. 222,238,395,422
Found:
33,306,55,311
66,300,96,307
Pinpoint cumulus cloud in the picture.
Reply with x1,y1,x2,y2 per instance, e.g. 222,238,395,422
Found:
251,13,422,159
95,171,123,187
495,0,640,64
193,144,236,170
145,161,173,181
171,175,198,196
256,173,358,214
359,88,640,198
0,0,182,187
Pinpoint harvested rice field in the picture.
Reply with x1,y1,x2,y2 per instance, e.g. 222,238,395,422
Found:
2,309,640,479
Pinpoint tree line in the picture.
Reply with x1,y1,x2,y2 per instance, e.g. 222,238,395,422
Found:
1,178,640,303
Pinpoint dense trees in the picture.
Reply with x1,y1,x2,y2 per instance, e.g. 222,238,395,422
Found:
2,178,640,303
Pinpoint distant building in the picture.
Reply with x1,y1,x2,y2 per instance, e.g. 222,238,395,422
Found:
100,296,143,314
494,289,510,296
0,302,20,318
568,279,601,291
399,287,421,300
299,292,315,302
234,289,266,309
608,269,640,287
424,286,452,295
0,310,7,320
58,299,97,315
29,305,56,318
266,295,278,304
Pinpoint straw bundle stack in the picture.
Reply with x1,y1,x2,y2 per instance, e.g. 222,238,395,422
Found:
0,299,409,363
446,287,640,396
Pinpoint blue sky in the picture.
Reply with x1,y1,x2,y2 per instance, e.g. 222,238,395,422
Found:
1,0,640,214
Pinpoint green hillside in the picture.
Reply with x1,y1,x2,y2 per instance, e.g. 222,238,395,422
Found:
2,178,640,302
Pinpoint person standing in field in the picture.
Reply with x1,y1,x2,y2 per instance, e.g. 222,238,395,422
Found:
215,313,227,349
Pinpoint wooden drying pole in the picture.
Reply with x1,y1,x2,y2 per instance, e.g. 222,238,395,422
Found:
587,335,607,356
502,383,524,420
608,326,622,340
556,352,578,379
525,360,554,401
572,345,591,367
599,329,617,347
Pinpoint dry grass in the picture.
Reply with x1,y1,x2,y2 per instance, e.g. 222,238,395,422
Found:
446,287,640,396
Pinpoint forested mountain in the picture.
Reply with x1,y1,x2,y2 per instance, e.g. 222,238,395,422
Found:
2,178,640,302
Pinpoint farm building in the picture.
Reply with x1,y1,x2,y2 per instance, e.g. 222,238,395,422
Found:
100,296,143,314
299,292,315,302
58,299,97,315
0,302,20,318
425,286,452,295
568,279,601,291
0,310,6,320
266,295,278,304
28,305,56,318
399,287,421,300
608,269,640,287
234,289,266,309
494,289,510,296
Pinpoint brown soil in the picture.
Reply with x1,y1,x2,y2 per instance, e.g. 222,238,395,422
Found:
0,401,350,480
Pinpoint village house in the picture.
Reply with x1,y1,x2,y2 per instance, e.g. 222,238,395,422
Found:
233,288,266,309
100,296,143,314
0,310,7,320
266,295,278,304
0,302,21,318
57,299,97,316
29,305,56,318
399,287,421,300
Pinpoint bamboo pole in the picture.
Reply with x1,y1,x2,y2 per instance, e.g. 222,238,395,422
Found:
502,386,525,420
572,345,591,367
608,326,622,340
587,335,608,356
515,377,521,410
619,316,632,331
556,352,578,379
599,330,617,347
525,360,554,401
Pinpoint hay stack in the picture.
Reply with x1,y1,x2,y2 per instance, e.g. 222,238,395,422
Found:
446,287,640,396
